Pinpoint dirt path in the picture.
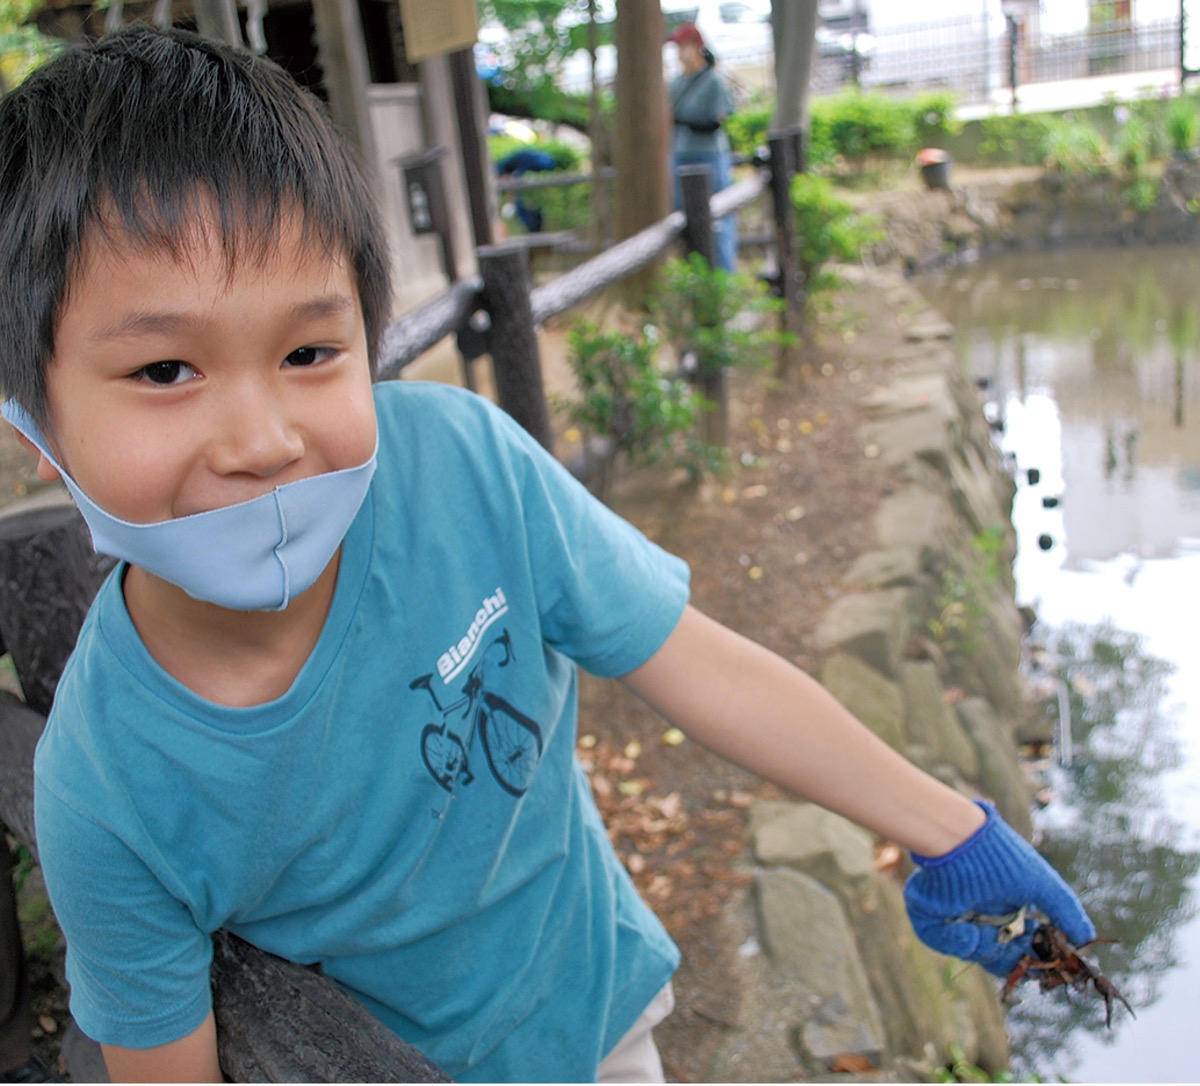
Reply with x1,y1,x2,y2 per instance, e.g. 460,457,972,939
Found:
547,269,910,1081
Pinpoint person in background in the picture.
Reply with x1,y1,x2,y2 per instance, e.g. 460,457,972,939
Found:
495,147,557,234
668,21,737,272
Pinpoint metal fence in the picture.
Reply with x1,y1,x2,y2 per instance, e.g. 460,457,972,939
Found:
793,13,1186,107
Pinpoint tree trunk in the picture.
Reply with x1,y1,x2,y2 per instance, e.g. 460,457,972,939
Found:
613,0,669,303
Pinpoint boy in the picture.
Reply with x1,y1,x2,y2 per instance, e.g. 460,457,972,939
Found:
0,27,1094,1083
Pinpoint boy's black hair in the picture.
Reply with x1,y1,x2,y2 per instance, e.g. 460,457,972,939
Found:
0,25,393,425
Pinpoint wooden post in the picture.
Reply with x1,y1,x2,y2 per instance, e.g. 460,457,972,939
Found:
768,128,803,376
0,496,111,718
679,166,716,268
678,167,727,445
212,932,450,1083
477,243,555,452
448,48,495,250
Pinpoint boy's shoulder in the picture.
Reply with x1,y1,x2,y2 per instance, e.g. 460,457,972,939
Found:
372,380,540,464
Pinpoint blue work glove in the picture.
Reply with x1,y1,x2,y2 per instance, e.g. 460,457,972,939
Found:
903,801,1096,977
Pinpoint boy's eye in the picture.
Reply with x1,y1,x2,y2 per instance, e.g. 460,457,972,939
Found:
134,361,196,386
284,346,334,367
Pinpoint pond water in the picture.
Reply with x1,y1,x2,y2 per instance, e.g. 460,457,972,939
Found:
917,247,1200,1083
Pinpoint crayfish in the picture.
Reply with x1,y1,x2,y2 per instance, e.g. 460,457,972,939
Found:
1002,921,1135,1028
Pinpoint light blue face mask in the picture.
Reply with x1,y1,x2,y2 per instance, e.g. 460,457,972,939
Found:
2,400,377,612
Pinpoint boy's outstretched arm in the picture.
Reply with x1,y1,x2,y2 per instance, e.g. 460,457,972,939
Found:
620,605,1095,975
620,605,986,854
101,1010,222,1083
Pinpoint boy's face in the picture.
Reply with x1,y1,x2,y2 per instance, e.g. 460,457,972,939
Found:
33,213,377,524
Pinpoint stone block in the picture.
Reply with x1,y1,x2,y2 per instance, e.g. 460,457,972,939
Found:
756,869,885,1063
899,660,980,781
749,801,876,884
956,697,1033,838
814,589,914,679
847,871,1010,1073
873,488,958,561
845,546,926,589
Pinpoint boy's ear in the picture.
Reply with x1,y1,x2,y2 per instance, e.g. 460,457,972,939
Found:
9,427,63,483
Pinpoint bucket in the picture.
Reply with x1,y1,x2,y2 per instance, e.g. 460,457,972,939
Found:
917,149,952,191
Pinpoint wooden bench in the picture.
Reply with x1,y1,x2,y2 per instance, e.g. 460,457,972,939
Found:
0,494,448,1083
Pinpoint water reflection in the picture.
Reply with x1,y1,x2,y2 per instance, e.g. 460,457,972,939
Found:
918,249,1200,1082
1017,621,1198,1078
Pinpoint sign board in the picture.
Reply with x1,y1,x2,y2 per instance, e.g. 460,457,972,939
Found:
396,0,479,62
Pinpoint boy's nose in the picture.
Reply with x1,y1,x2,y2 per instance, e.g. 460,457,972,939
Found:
208,387,306,478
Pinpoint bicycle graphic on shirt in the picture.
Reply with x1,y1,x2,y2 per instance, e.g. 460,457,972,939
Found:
410,629,544,797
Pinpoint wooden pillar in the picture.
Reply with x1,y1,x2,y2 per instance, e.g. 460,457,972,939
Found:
448,48,495,249
193,0,243,48
768,128,803,376
477,244,555,452
679,166,716,268
679,167,726,444
311,0,379,183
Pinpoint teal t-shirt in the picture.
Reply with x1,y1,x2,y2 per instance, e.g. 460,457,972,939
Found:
34,381,690,1082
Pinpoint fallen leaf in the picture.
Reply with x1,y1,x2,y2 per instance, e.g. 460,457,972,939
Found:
874,843,904,875
656,792,682,819
830,1053,875,1073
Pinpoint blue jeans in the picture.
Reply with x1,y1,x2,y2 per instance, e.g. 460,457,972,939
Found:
672,148,737,272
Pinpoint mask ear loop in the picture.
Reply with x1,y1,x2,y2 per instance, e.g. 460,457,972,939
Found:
3,400,65,475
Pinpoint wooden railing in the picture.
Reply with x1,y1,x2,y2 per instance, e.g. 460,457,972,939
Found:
0,129,804,1082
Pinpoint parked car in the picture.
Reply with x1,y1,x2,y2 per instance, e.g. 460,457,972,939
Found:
661,0,773,67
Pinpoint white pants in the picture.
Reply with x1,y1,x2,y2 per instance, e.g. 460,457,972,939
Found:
596,984,675,1084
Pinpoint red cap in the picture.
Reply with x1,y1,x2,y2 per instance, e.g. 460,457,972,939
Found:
668,22,705,47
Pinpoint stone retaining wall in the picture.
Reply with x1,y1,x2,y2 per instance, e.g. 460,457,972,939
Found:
708,266,1037,1081
872,157,1200,274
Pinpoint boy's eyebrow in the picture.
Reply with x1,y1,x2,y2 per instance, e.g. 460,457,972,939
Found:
87,293,358,344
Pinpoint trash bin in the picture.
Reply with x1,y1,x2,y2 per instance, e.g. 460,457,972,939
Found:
916,148,952,191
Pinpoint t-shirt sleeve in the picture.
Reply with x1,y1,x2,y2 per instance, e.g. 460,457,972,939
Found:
479,396,691,678
34,779,214,1049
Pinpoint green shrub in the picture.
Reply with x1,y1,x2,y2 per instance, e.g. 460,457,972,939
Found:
488,138,591,234
649,253,790,378
809,90,915,169
909,90,964,147
560,321,719,483
975,113,1055,165
1167,96,1200,154
563,322,698,463
790,174,883,299
1113,112,1153,170
725,104,774,160
1043,117,1109,175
